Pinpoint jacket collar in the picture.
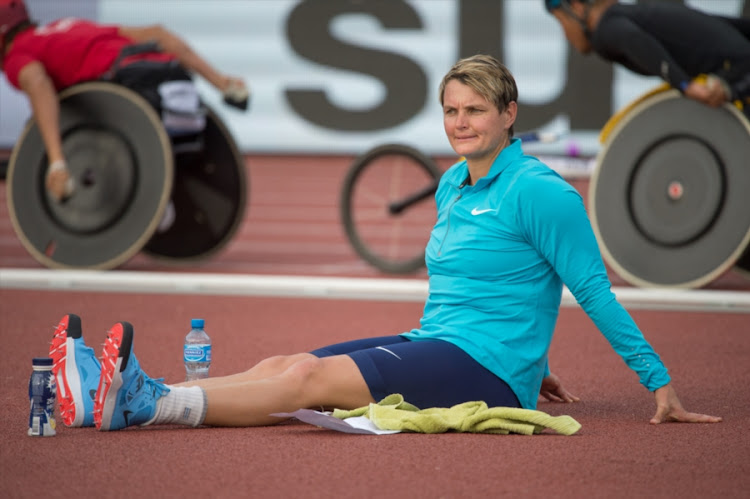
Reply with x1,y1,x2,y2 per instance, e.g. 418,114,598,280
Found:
447,138,523,190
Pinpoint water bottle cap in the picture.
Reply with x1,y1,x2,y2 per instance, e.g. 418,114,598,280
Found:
191,318,205,328
32,357,53,366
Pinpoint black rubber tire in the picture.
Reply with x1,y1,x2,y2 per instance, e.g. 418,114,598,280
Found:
589,90,750,288
340,144,442,274
6,82,172,270
142,105,248,262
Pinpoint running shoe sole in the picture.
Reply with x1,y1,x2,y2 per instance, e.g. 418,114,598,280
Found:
49,314,86,427
94,321,134,431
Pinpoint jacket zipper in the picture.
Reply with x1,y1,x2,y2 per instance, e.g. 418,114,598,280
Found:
438,188,462,256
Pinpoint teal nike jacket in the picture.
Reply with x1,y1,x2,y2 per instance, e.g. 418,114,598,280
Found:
402,139,671,409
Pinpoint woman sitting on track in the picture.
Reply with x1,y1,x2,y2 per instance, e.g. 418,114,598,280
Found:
49,55,721,431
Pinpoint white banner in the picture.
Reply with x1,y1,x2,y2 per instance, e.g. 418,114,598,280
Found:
0,0,744,156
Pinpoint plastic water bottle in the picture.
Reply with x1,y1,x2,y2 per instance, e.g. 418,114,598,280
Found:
28,357,57,437
184,318,212,381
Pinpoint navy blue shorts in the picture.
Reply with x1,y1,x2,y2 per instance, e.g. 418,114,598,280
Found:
311,336,520,409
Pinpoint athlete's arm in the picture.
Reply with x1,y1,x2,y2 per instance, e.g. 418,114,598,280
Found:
17,60,71,200
519,174,720,424
596,18,730,106
594,15,691,90
517,175,670,393
117,24,244,96
713,15,750,41
596,10,750,106
18,61,62,163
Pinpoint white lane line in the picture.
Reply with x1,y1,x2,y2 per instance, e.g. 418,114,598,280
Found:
1,268,749,314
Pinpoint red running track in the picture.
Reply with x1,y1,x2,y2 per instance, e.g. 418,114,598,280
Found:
2,153,749,288
1,155,749,498
1,290,749,498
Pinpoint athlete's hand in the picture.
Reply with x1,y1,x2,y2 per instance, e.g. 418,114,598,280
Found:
684,79,727,108
222,77,250,111
650,384,722,424
539,373,580,403
45,160,74,202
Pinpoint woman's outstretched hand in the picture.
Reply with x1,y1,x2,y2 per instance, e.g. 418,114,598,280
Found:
650,384,722,424
539,373,580,403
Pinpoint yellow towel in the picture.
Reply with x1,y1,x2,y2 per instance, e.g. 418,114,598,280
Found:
333,394,581,436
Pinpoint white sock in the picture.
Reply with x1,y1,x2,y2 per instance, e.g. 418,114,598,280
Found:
148,386,207,427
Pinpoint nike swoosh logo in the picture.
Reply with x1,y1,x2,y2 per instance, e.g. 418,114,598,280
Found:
471,208,497,215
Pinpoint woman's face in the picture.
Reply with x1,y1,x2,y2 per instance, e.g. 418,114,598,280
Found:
442,79,516,162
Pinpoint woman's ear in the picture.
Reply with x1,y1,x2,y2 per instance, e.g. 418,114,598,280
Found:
504,101,518,130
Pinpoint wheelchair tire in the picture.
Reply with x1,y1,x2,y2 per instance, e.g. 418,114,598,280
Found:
340,144,442,274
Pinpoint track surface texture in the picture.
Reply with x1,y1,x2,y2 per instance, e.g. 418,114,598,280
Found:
2,154,749,498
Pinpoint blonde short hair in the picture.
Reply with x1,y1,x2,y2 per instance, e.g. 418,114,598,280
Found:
438,54,518,136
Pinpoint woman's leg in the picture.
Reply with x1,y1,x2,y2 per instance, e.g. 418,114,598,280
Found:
173,337,407,425
202,354,375,426
177,353,317,388
178,336,406,389
96,323,376,430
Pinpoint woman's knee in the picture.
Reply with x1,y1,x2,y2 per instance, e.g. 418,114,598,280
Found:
277,356,348,400
249,352,315,376
279,356,326,385
278,355,370,407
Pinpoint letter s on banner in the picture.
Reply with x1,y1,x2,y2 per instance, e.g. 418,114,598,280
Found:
285,0,428,131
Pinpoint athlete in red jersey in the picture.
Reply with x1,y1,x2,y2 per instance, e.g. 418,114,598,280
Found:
1,0,249,200
6,18,161,89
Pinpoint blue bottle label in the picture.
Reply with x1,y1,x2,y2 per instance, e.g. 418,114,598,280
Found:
28,370,56,436
184,344,212,362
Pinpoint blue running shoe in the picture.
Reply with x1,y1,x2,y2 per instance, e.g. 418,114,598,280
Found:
49,314,100,427
94,322,170,431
